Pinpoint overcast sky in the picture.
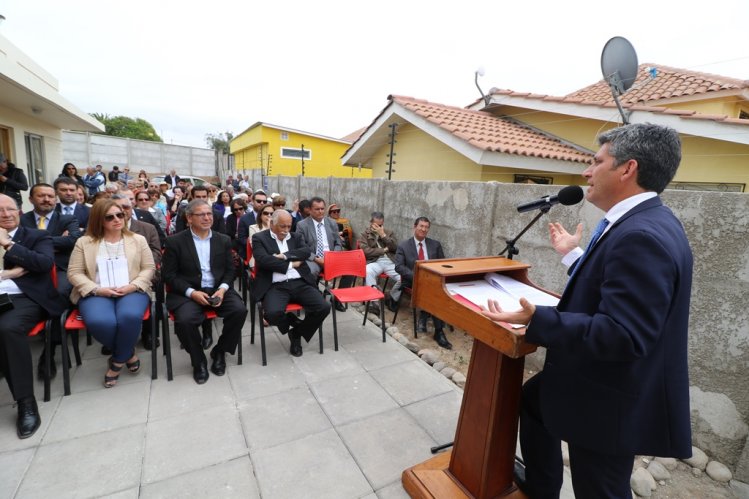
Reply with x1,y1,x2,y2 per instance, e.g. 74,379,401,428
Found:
2,0,748,149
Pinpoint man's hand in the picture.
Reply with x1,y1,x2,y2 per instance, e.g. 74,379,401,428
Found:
314,256,324,268
190,290,212,306
371,223,386,238
549,222,582,256
273,253,286,260
480,298,536,331
209,288,226,307
0,175,6,182
1,268,28,280
291,261,302,268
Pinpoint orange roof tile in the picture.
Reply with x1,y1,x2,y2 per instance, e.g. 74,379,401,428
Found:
566,64,749,105
390,95,593,163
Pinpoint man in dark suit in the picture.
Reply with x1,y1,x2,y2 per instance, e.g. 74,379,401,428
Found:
395,216,451,349
174,185,225,235
112,195,162,350
252,210,330,357
21,183,81,378
0,193,65,439
164,169,180,190
483,124,693,498
163,200,247,384
236,190,268,258
53,177,90,231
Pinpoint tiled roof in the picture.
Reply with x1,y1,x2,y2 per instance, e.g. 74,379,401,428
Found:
565,64,749,105
389,95,592,163
340,127,366,143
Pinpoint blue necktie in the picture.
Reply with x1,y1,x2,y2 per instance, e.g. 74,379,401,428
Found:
568,218,609,284
316,222,324,257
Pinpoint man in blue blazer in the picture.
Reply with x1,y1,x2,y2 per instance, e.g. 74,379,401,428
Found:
54,177,89,231
483,123,693,498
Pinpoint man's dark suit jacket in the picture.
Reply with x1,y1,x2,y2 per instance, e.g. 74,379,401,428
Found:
162,229,235,312
528,196,693,458
251,230,315,302
164,174,181,187
174,206,226,235
19,211,81,271
134,208,167,246
236,211,258,257
6,226,65,316
394,237,445,286
55,203,90,231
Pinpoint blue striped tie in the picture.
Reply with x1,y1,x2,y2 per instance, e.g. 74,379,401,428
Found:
568,218,609,285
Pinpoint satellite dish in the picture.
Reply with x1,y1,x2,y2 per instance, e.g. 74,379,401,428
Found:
601,36,638,94
600,36,638,124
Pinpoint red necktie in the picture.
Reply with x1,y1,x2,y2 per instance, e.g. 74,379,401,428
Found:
417,242,424,260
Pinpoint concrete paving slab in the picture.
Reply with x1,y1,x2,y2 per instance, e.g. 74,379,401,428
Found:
343,337,416,372
310,372,399,426
376,480,411,499
228,356,306,402
140,455,260,498
0,397,60,453
337,407,437,490
0,447,34,499
370,359,455,406
17,424,146,498
106,486,140,499
45,380,150,443
404,389,464,444
293,346,366,384
149,371,235,421
238,386,331,451
252,427,372,499
142,404,247,484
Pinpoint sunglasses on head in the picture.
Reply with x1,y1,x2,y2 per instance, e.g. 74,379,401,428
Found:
105,212,125,221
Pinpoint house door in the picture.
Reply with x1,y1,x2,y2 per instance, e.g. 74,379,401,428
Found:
24,133,45,185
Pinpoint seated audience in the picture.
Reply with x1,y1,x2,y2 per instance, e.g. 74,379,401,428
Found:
67,200,155,387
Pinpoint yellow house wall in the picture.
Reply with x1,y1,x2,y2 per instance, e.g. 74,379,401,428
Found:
665,97,738,117
369,123,482,181
231,125,371,178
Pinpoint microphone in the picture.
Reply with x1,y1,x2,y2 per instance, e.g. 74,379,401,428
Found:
516,185,584,213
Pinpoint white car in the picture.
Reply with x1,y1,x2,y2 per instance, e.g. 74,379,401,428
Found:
151,175,217,188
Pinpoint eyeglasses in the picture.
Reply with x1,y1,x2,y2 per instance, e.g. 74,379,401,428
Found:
104,212,125,221
329,209,341,214
192,212,213,218
232,207,246,213
274,203,285,207
261,211,273,216
255,199,268,204
137,197,149,202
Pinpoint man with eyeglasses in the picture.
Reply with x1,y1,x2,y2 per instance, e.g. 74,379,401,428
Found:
236,190,268,258
0,194,65,439
163,200,248,384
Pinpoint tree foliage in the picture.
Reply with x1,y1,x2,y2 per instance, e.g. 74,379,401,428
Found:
205,131,234,154
90,113,162,142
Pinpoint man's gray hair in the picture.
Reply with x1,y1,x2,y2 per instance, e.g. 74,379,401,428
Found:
111,193,128,201
186,199,209,216
271,209,291,225
370,211,384,221
597,123,681,193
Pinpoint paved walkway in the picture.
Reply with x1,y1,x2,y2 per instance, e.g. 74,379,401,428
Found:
1,307,574,499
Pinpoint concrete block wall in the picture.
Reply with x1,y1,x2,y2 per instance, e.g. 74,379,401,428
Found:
62,131,216,178
262,174,749,472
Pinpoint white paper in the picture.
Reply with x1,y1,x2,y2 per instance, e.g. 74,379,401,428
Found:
484,273,559,307
96,256,129,287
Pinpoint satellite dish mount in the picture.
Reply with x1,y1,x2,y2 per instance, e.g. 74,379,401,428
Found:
600,36,638,124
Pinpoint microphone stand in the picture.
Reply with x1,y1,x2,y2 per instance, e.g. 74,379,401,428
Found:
499,204,551,259
430,205,551,457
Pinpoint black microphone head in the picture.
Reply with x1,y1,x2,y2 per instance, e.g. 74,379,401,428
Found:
558,185,584,206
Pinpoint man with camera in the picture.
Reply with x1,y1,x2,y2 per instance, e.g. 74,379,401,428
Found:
163,200,247,384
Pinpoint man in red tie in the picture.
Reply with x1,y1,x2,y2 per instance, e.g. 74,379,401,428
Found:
394,217,451,349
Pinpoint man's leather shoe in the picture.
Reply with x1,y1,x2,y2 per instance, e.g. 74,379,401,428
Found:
334,301,346,312
434,330,453,350
513,460,530,495
385,296,399,313
141,334,160,351
201,334,213,350
193,363,209,384
289,330,303,357
37,351,57,380
16,397,41,439
210,349,226,376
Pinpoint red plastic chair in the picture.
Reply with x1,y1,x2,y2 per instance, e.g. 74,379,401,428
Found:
321,249,386,350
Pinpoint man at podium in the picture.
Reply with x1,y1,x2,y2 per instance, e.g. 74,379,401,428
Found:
483,123,693,498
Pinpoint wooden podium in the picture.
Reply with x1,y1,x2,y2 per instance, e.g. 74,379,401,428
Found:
402,257,543,499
